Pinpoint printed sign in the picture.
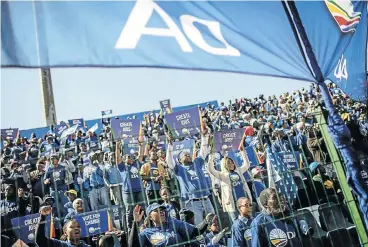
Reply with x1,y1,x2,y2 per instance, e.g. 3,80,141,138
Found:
68,118,85,127
1,128,19,140
74,209,113,237
245,146,262,167
214,128,244,152
11,213,40,244
276,151,300,171
159,99,172,114
165,107,202,138
54,122,69,137
111,118,142,141
172,139,195,164
101,110,113,116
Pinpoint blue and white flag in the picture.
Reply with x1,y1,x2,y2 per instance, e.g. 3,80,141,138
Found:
11,213,40,244
60,125,78,139
101,110,112,117
266,148,298,203
88,123,98,133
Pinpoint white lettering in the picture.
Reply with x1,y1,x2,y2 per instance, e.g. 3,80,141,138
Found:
115,0,192,52
180,15,240,56
334,54,348,81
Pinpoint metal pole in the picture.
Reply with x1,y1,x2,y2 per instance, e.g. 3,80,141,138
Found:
40,68,57,126
315,107,368,246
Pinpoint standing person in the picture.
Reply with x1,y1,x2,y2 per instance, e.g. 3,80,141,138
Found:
44,153,69,217
140,150,166,204
138,203,204,247
116,141,145,230
36,205,91,247
207,149,252,222
84,153,110,211
232,197,253,247
160,186,180,220
250,188,303,247
166,129,215,225
103,152,123,205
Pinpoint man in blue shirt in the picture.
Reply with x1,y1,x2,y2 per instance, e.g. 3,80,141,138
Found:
232,197,253,247
44,153,69,217
250,188,303,247
103,152,123,205
166,129,215,225
116,141,145,230
83,153,110,211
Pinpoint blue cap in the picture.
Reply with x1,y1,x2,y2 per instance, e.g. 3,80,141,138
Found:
309,162,320,173
146,203,166,216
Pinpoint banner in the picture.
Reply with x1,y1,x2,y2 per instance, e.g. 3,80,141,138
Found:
111,118,142,140
266,148,298,203
172,139,195,164
54,122,69,137
11,213,40,244
60,125,78,139
276,151,300,171
101,110,112,116
68,118,85,127
213,128,244,152
165,107,202,138
87,123,99,133
74,209,113,237
159,99,172,114
1,128,19,140
245,146,262,167
2,1,314,83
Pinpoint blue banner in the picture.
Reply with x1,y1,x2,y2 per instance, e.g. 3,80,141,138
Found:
54,122,69,137
214,128,244,152
1,128,19,141
111,118,142,140
74,209,113,237
276,151,300,171
294,0,367,101
166,107,202,138
68,118,85,127
245,146,261,167
160,99,172,114
11,213,40,244
2,1,313,83
172,139,195,164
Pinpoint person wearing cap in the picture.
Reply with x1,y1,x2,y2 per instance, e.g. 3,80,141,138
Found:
138,203,204,247
44,153,69,217
0,184,27,243
166,128,215,225
231,197,253,247
64,189,78,214
116,140,145,230
250,188,303,247
207,148,252,222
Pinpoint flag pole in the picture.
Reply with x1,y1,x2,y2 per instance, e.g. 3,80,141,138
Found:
40,68,58,126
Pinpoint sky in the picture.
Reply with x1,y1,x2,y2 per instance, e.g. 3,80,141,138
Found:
1,68,310,130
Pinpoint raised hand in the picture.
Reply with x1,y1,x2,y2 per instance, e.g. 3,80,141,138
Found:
133,205,144,223
39,206,52,216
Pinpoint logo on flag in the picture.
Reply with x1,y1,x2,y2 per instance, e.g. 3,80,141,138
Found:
101,110,112,116
325,0,362,33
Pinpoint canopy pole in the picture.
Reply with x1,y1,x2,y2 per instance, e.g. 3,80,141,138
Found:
40,68,57,126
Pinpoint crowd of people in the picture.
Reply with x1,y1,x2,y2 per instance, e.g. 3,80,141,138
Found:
1,82,367,247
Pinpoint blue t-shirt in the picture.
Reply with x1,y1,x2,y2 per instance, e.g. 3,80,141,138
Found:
175,157,210,201
232,216,252,247
43,238,90,247
251,213,302,247
45,165,67,191
139,218,195,247
252,180,266,199
162,202,179,220
118,161,143,193
146,163,161,191
229,172,246,202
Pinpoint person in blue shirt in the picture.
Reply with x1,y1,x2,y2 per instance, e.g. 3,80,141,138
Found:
44,153,69,217
73,164,91,212
250,188,303,247
116,140,145,230
159,186,180,220
83,153,110,211
103,152,123,205
36,205,91,247
166,129,215,225
138,203,203,247
63,189,78,214
232,197,253,247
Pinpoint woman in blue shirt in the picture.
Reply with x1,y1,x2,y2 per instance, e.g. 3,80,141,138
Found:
36,206,91,247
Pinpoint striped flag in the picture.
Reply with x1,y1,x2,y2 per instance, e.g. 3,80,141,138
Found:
266,148,298,204
60,125,78,139
88,123,98,133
